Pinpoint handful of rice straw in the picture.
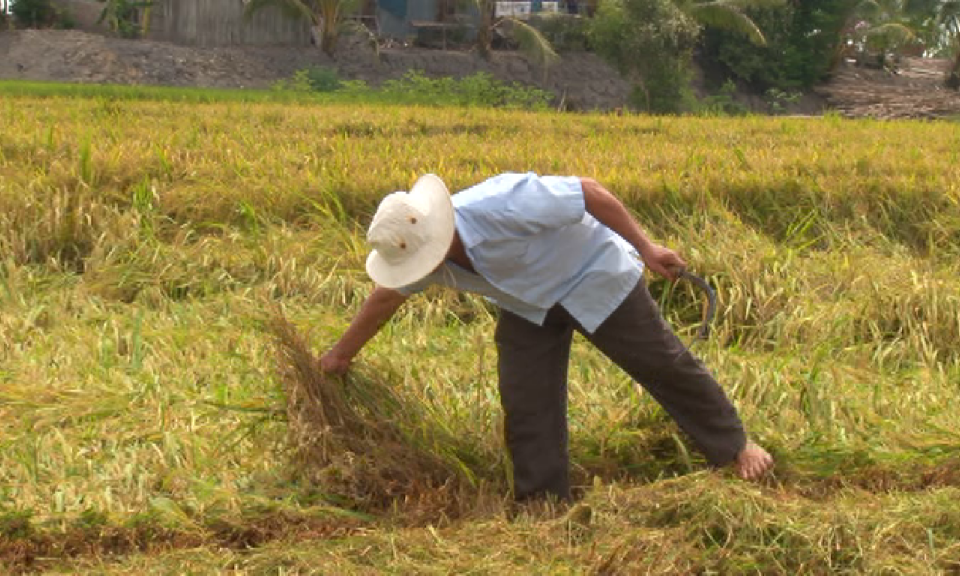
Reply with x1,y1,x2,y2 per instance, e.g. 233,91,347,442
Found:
269,313,478,514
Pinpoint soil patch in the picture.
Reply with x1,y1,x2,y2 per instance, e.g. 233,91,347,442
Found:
816,57,960,119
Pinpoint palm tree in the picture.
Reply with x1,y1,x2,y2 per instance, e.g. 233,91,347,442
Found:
243,0,358,56
904,0,959,52
674,0,786,46
841,0,918,67
928,0,960,86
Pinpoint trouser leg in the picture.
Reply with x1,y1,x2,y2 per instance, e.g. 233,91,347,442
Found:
583,280,746,466
495,307,574,501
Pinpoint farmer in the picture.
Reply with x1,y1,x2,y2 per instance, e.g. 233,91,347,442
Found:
320,172,773,502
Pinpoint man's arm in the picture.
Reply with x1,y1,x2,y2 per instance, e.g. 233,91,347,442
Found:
580,177,686,280
320,286,408,374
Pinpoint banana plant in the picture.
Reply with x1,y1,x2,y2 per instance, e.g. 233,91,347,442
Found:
243,0,359,56
469,0,560,71
673,0,786,46
97,0,154,38
903,0,959,84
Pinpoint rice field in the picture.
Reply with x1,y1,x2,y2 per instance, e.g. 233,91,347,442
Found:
1,87,960,573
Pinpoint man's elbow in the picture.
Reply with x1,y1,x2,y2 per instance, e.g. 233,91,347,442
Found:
580,177,607,213
372,286,408,309
579,177,599,194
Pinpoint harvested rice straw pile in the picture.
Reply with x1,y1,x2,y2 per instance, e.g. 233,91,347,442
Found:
269,313,480,515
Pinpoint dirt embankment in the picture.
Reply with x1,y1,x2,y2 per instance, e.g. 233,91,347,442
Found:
0,29,632,111
0,29,377,89
2,29,958,117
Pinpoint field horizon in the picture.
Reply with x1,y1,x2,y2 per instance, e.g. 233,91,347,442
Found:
2,86,959,573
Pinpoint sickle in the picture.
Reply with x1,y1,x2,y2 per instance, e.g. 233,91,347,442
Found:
676,270,717,341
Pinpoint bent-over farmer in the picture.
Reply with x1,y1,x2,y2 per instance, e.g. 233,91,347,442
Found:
321,172,773,502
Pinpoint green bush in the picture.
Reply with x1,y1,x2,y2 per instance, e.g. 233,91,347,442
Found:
380,71,551,109
273,67,344,93
11,0,56,27
56,7,76,29
305,66,342,92
272,70,314,93
700,1,852,92
697,79,749,116
272,68,551,110
588,0,700,113
764,87,802,115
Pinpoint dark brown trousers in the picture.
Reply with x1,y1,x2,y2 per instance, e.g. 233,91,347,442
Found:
495,280,746,501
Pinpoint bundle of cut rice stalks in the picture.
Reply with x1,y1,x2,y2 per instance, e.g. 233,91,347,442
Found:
269,313,488,518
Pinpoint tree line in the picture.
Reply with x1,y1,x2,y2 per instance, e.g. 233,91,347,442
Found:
589,0,959,111
241,0,960,105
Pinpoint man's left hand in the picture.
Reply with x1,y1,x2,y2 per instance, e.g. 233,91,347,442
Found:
641,244,687,281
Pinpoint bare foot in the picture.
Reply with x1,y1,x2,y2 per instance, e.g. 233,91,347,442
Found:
734,441,774,481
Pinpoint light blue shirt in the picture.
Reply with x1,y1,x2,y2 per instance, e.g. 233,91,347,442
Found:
397,172,643,333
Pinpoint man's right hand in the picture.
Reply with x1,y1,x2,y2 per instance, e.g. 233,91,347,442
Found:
319,350,351,375
317,286,408,377
640,243,687,282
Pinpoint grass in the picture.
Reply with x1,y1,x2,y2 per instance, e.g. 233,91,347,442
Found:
1,90,959,573
0,80,328,104
0,73,552,110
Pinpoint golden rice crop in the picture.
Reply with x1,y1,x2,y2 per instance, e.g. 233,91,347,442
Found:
2,92,960,573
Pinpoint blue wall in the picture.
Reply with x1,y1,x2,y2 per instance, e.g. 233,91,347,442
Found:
375,0,480,41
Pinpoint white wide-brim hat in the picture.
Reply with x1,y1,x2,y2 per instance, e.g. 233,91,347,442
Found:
365,174,455,289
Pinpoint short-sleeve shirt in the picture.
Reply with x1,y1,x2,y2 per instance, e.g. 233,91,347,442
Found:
396,172,643,333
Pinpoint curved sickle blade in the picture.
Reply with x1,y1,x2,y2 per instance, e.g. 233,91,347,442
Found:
678,270,716,340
